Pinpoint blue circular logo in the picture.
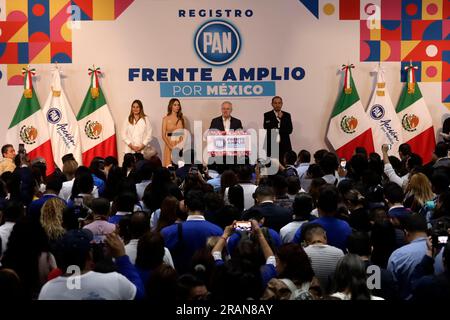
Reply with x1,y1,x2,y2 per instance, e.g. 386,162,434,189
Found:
370,104,385,120
47,108,62,124
214,138,226,149
195,20,241,66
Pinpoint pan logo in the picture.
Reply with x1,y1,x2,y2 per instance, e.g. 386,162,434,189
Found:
195,20,241,66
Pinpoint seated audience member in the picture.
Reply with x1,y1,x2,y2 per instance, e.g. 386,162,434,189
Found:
384,182,411,248
262,243,320,300
347,231,398,300
0,269,27,300
39,230,144,300
109,192,137,225
161,190,223,274
211,220,277,298
280,193,315,244
125,211,174,267
83,198,116,240
59,160,79,200
242,185,292,232
296,150,311,180
330,254,384,300
286,176,304,200
176,274,210,301
27,176,63,221
224,165,256,210
343,189,371,232
271,174,294,211
300,223,344,294
387,214,428,299
319,152,339,185
293,185,352,251
40,197,68,247
0,200,24,256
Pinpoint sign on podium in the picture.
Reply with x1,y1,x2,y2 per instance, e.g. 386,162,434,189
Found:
207,130,252,157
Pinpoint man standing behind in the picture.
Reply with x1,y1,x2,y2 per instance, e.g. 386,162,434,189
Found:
263,96,293,162
0,144,16,175
209,101,243,132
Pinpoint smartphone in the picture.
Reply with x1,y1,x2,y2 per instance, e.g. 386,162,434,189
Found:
340,158,346,168
18,143,26,154
235,221,252,232
74,196,84,207
438,236,448,245
387,144,392,151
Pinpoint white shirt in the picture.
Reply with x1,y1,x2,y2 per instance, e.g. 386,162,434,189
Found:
122,116,153,153
296,163,310,179
280,221,307,244
135,180,151,200
222,117,231,132
38,271,136,300
59,179,99,200
384,163,409,190
0,222,15,254
224,183,257,210
125,239,175,268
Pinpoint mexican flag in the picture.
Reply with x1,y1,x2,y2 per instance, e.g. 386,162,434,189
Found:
397,64,435,164
42,68,82,170
366,65,403,157
6,67,55,175
327,64,375,160
77,67,117,166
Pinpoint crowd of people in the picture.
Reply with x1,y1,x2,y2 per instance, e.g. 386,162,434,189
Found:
0,138,449,301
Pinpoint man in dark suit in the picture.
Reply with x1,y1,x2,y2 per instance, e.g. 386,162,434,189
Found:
242,185,292,232
263,96,293,162
209,101,243,132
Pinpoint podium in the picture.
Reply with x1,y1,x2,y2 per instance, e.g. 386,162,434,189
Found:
206,130,252,157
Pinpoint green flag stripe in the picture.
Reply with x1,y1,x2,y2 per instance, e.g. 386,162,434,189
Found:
8,93,41,129
331,76,361,118
396,83,422,113
76,86,107,120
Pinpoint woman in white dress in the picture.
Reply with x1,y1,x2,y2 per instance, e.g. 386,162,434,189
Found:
121,100,152,154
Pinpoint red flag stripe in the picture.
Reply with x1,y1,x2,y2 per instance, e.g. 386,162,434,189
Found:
335,129,375,161
82,134,117,166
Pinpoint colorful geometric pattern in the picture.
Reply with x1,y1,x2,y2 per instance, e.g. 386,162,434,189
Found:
299,0,450,108
0,0,134,85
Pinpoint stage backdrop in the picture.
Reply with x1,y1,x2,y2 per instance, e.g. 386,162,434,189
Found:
1,0,449,163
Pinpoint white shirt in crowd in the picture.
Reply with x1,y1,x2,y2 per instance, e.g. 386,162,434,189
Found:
224,183,257,210
0,221,15,255
296,163,310,179
280,220,308,244
135,180,151,200
38,271,136,300
59,179,99,200
125,239,175,268
121,117,153,154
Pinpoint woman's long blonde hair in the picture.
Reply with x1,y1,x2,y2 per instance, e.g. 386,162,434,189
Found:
406,172,434,207
128,99,146,124
40,197,67,241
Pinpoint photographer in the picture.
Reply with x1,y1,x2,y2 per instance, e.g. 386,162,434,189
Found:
411,235,450,300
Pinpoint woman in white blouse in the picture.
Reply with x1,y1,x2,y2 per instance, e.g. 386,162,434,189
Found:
122,100,153,154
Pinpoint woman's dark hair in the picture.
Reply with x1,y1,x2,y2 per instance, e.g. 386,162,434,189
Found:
122,153,136,171
70,171,94,200
220,170,238,196
89,157,106,182
156,196,179,232
333,254,371,300
1,216,50,298
135,232,165,270
142,167,182,212
103,165,126,201
145,264,178,301
228,184,244,212
277,243,314,284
